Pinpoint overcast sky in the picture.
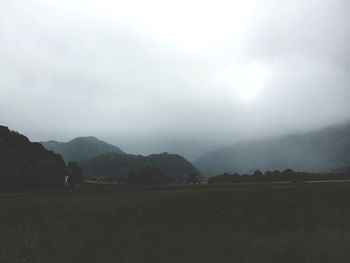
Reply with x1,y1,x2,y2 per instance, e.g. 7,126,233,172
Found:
1,0,350,159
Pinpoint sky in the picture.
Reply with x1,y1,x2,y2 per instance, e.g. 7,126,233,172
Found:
1,0,350,160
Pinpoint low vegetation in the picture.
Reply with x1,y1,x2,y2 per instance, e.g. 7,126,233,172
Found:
2,124,350,262
2,183,350,262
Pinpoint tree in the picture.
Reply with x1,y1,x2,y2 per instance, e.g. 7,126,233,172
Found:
253,170,263,177
127,166,174,185
67,162,84,186
283,168,294,174
187,172,200,184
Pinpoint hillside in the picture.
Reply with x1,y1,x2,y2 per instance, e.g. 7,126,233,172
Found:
0,126,67,189
195,123,350,176
81,152,200,181
41,137,124,163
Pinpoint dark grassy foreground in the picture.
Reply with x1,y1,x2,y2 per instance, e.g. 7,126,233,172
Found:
2,183,350,263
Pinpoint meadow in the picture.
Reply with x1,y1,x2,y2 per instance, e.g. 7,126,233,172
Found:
1,182,350,263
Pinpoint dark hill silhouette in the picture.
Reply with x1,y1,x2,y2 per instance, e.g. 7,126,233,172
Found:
81,152,200,182
41,136,124,163
0,126,67,189
195,123,350,176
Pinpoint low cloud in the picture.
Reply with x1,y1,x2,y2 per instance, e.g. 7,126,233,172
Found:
1,0,349,159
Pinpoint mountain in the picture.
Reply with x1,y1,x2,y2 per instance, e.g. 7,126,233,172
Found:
41,137,124,163
81,152,200,181
0,126,67,189
195,123,350,176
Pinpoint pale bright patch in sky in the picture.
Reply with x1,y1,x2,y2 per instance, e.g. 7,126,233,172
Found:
0,0,350,158
235,62,271,103
217,61,271,104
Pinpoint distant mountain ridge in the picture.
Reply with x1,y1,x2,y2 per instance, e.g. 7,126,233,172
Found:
195,123,350,176
81,152,200,180
41,136,124,163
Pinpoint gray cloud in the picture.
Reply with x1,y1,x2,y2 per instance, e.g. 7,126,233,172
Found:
0,0,349,159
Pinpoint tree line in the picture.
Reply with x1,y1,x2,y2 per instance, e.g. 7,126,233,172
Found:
92,166,201,185
208,169,350,184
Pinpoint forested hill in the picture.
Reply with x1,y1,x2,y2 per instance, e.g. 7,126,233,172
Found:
195,122,350,176
0,126,67,189
41,137,124,163
81,152,200,180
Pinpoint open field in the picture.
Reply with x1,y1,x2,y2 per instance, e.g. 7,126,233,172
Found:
2,182,350,263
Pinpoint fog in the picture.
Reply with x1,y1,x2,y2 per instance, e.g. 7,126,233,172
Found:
1,0,350,160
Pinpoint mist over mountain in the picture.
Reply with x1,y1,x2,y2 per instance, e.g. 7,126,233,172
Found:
1,0,350,180
41,137,124,163
81,152,199,180
195,123,350,176
2,0,350,155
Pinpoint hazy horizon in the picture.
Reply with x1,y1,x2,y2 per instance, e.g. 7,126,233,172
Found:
1,0,350,159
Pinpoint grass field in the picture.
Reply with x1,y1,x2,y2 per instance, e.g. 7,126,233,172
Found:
2,182,350,263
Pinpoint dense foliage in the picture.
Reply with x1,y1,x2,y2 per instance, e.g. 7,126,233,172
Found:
41,136,124,163
0,126,67,190
187,172,201,184
67,162,84,186
82,152,200,183
208,169,350,184
127,166,175,185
